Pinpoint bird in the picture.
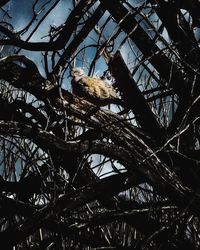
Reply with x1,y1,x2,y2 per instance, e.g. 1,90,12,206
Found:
70,67,123,106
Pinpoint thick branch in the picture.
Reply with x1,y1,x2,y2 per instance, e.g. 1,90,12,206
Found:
109,51,164,141
0,121,133,168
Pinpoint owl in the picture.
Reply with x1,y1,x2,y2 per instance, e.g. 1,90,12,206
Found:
70,68,123,106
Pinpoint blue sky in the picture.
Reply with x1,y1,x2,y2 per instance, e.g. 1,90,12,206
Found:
1,0,184,96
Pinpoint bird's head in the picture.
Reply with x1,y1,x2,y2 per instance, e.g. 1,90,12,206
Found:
70,68,85,80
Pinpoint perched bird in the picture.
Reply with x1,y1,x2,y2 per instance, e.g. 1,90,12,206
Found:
70,67,123,106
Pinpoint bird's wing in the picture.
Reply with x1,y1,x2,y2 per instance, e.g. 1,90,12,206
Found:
80,77,117,100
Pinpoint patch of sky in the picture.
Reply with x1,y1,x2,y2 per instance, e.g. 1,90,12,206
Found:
4,0,70,40
120,40,159,93
19,49,46,76
63,12,125,88
26,0,71,42
0,140,24,181
180,9,200,43
4,0,35,31
90,154,126,179
2,1,72,77
180,9,192,27
194,27,200,42
125,0,148,8
126,2,171,50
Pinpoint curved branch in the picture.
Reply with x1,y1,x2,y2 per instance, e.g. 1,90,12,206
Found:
0,121,133,167
0,0,97,51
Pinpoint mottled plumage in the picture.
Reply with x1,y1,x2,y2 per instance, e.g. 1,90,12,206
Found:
70,68,122,106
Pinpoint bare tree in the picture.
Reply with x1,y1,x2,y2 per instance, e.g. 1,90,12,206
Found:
0,0,200,249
